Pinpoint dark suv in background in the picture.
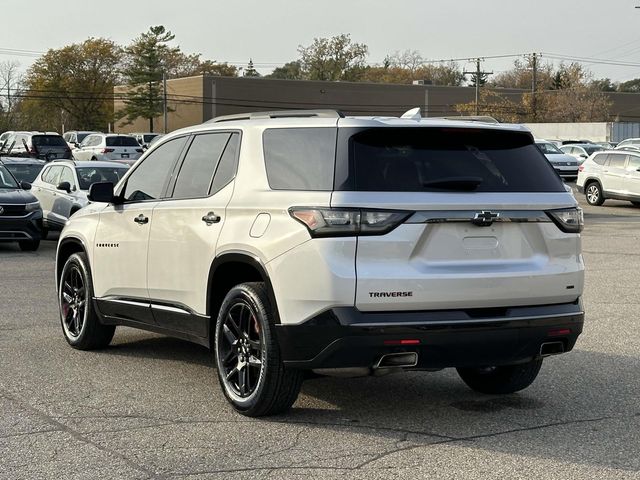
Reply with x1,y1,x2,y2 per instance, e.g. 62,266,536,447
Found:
7,133,72,161
0,159,42,251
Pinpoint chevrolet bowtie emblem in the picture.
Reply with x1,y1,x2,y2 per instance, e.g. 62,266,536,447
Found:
472,211,500,226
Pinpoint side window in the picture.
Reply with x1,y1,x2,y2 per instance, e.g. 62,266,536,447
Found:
592,154,606,166
210,133,240,195
609,154,627,169
121,137,187,202
43,166,63,185
80,135,92,147
59,167,76,188
171,132,231,200
263,128,336,190
627,156,640,171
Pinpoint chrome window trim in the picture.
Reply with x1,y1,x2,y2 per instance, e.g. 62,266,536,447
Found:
406,210,552,224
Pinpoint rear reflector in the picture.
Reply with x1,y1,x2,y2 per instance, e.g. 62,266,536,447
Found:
548,328,571,337
384,339,421,346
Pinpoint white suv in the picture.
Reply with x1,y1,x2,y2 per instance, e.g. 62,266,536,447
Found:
577,150,640,206
56,110,585,417
73,134,143,163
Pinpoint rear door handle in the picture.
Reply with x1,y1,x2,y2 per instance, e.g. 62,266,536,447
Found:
134,214,149,225
202,212,221,225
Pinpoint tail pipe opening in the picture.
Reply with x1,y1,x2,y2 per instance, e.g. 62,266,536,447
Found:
540,341,565,357
374,352,419,369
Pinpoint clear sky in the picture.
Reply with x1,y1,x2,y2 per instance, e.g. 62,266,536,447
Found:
3,0,640,82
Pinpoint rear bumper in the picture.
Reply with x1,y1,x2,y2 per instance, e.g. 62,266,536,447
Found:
276,301,584,369
0,211,42,242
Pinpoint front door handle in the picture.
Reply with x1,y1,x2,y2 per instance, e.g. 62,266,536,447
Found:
202,212,221,225
134,214,149,225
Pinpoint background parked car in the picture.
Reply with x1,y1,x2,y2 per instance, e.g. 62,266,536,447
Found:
62,131,99,150
614,138,640,150
577,150,640,206
0,160,42,251
0,157,46,183
131,132,160,150
73,134,143,163
559,143,605,165
31,160,129,236
535,139,579,181
7,133,72,161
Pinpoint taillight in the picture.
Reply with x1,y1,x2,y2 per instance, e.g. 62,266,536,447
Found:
289,208,411,238
578,165,584,172
101,148,115,153
546,207,584,233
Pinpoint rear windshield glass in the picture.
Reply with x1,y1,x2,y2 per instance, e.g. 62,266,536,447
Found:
31,135,67,147
343,127,565,193
536,142,562,155
76,167,128,190
4,164,43,183
106,136,139,147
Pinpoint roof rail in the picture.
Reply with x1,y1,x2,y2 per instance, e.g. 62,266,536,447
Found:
437,115,500,124
207,109,345,124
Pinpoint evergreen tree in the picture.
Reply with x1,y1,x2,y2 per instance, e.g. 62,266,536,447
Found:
244,59,261,77
119,26,177,132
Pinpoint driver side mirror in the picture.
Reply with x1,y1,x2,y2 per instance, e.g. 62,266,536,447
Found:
88,182,117,203
20,181,32,190
580,154,588,159
56,181,72,193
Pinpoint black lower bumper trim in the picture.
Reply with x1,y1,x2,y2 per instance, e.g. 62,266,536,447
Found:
276,301,584,369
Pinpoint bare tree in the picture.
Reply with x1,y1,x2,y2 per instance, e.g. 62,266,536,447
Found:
0,61,24,130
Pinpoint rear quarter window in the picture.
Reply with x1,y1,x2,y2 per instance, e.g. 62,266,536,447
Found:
592,154,607,166
336,127,565,193
263,128,337,191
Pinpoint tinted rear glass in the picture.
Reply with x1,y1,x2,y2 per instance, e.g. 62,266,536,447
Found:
341,127,564,193
106,136,139,147
32,135,66,147
4,164,43,183
263,128,336,191
76,167,128,190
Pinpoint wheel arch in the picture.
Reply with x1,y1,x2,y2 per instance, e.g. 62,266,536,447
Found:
56,237,88,292
207,252,280,329
584,177,605,198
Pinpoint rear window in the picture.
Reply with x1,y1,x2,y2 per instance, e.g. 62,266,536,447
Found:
338,127,565,193
263,128,337,190
106,136,139,147
76,167,128,190
31,135,66,147
4,163,44,183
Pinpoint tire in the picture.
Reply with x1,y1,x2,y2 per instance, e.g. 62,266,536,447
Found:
585,181,605,206
214,282,303,417
18,240,40,251
59,252,115,350
457,359,543,395
40,228,49,240
631,202,640,207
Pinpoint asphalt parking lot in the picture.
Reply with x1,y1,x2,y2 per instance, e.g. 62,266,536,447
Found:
1,190,639,480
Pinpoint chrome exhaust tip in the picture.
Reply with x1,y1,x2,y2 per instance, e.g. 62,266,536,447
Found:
540,341,565,357
374,352,418,369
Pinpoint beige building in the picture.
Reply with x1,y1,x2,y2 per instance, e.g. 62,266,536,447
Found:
114,75,640,134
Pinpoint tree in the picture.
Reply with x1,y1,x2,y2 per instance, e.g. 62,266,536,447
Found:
618,78,640,93
267,61,303,80
491,58,554,90
455,89,525,123
0,61,24,132
591,78,617,92
362,61,464,86
161,50,238,78
298,34,368,81
118,26,178,132
21,38,122,131
468,71,488,88
387,49,424,74
244,59,260,77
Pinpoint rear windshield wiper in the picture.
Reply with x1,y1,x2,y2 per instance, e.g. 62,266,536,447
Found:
422,176,483,191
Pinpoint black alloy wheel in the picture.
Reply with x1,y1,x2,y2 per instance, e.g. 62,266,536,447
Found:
60,264,88,339
214,283,303,417
218,301,264,398
59,252,115,349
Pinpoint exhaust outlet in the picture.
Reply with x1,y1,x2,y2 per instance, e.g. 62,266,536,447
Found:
540,341,565,357
374,352,418,369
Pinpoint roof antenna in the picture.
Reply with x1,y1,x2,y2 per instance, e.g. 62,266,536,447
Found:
400,107,422,120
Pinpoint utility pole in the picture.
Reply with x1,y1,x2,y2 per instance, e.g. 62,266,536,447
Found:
531,53,538,121
464,58,493,115
162,72,168,134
